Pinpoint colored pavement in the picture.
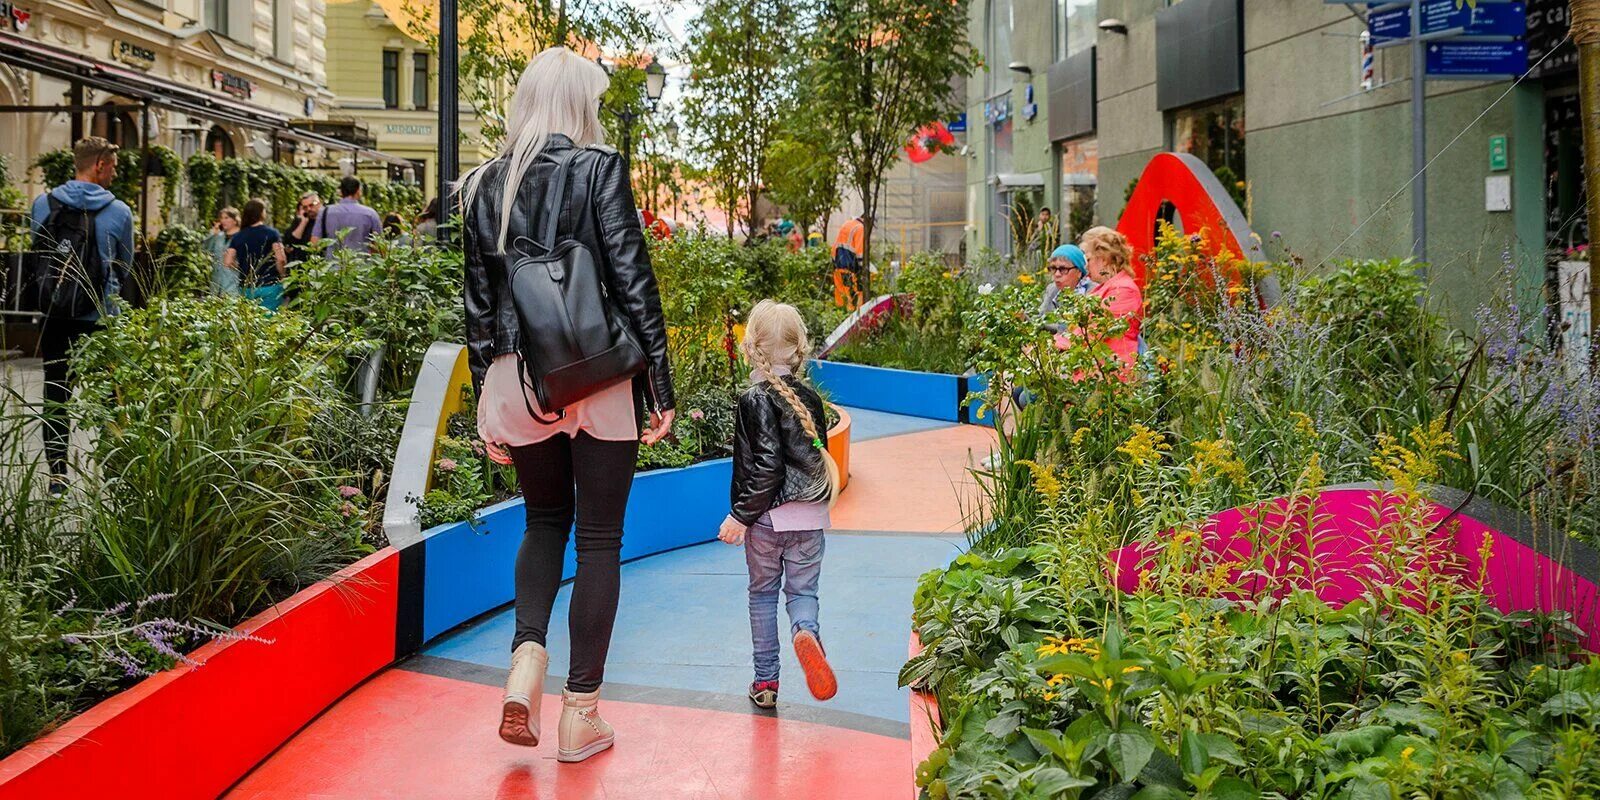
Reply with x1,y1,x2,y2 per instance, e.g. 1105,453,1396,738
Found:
226,409,994,800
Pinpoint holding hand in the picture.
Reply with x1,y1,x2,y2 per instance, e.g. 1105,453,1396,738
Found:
484,441,513,466
718,515,747,546
641,408,676,446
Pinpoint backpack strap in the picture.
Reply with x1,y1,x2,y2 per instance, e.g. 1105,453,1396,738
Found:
539,148,579,250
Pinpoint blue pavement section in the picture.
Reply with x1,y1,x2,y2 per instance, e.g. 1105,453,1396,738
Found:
423,532,966,725
841,405,953,442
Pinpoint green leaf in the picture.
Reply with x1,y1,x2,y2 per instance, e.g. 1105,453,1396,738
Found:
1211,777,1261,800
1180,730,1209,775
1321,725,1395,757
984,708,1022,739
1032,767,1097,795
1103,621,1125,661
1107,727,1157,782
1197,733,1244,767
1131,787,1187,800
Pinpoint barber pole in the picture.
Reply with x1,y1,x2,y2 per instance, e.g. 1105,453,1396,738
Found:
1360,30,1374,90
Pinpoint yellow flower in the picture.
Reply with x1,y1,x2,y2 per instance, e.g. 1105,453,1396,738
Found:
942,271,953,279
1017,273,1036,285
1189,438,1250,487
1016,459,1064,506
1400,746,1415,762
1070,426,1091,448
1121,665,1144,674
1290,411,1317,438
1036,637,1070,657
1452,651,1468,663
1118,424,1170,467
1042,691,1058,701
1046,674,1066,687
1531,665,1544,675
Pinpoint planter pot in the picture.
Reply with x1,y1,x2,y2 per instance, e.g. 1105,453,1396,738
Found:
810,359,992,427
0,549,401,799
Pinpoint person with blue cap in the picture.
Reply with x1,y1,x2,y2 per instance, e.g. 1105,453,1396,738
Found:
1037,243,1092,332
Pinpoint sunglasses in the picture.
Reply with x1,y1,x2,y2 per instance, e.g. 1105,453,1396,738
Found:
1048,264,1082,274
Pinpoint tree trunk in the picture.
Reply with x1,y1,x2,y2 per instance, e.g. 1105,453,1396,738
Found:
1577,0,1600,363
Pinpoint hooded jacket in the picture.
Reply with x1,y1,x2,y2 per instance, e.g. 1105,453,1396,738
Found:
29,180,134,321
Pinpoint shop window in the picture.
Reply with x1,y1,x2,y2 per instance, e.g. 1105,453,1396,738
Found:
1171,95,1245,188
1056,0,1096,61
205,126,235,159
412,53,429,109
986,0,1012,97
1060,137,1098,240
382,50,400,109
91,106,138,148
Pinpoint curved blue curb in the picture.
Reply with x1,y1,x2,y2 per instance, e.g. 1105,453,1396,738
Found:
417,458,734,643
810,359,993,428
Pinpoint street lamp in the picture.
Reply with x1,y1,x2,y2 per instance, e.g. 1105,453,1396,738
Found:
603,59,667,172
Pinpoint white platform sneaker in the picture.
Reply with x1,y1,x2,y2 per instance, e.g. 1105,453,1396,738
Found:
557,688,615,763
499,641,548,746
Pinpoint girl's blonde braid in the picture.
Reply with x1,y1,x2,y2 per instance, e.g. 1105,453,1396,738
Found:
749,347,823,446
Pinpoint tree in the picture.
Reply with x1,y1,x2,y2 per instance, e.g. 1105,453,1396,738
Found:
401,0,653,147
682,0,797,238
764,98,842,237
1575,0,1600,355
811,0,975,292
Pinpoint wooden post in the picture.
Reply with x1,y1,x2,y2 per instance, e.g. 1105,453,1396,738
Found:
1576,0,1600,362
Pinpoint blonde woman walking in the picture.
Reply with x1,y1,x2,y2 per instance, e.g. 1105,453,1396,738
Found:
461,46,676,763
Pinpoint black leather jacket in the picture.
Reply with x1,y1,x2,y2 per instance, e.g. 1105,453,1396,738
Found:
730,375,831,526
463,135,675,414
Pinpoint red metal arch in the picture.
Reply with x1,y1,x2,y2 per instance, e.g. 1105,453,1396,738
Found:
1114,152,1272,299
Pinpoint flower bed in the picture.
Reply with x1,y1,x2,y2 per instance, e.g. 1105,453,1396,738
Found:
903,225,1600,797
0,549,400,798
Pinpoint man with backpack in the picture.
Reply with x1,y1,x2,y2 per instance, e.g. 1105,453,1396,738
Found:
27,136,134,490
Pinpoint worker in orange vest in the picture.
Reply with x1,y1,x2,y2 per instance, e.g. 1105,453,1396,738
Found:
832,216,866,309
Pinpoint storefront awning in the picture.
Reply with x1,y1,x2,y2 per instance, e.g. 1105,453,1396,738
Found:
0,31,415,167
991,173,1046,189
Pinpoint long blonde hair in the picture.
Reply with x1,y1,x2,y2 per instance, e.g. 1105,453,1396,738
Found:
742,300,841,507
1080,225,1133,275
457,47,611,252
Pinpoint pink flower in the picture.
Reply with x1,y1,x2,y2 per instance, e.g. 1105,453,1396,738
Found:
689,409,705,421
470,440,486,456
338,485,363,499
436,458,458,473
339,501,358,518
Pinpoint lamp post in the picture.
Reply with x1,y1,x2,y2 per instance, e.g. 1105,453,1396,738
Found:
604,60,667,172
436,0,459,242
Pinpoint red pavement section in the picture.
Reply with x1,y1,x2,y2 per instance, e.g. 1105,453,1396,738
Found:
225,669,910,800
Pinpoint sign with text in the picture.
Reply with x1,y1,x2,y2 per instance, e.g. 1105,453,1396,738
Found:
1425,40,1528,77
112,39,156,70
210,69,253,99
1370,1,1526,43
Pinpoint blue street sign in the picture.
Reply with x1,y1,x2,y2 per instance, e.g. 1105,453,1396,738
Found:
1426,40,1529,76
1370,1,1525,44
948,113,967,133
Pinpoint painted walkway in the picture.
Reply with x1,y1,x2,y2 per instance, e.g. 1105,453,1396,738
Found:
227,408,993,800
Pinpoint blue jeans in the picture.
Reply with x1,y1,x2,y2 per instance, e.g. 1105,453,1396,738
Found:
745,522,825,682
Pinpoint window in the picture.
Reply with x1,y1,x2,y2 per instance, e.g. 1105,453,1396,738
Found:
205,125,235,159
412,52,429,109
986,0,1012,97
1060,137,1098,240
1057,0,1097,61
382,50,400,109
205,0,228,35
1171,95,1245,184
91,105,138,148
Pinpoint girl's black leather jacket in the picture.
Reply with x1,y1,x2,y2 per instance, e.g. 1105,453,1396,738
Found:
730,375,830,526
463,134,675,414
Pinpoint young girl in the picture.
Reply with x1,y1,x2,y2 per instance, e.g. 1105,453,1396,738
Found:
718,300,841,708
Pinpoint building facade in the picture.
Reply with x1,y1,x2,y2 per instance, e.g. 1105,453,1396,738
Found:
968,0,1572,325
0,0,335,196
323,0,486,199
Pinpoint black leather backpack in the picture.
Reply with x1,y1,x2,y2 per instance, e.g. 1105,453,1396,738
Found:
507,148,646,423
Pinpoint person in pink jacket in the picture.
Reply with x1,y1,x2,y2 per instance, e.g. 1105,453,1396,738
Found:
1053,226,1143,380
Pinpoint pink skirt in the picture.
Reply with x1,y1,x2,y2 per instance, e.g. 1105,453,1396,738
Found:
477,354,638,446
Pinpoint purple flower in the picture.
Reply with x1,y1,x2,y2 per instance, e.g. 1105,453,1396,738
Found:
1271,231,1282,239
338,485,363,499
436,458,458,473
689,409,705,421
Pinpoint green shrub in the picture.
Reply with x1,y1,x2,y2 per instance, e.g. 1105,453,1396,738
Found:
68,297,368,623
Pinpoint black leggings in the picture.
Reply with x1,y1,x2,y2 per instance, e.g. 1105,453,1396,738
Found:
509,432,639,694
37,318,98,479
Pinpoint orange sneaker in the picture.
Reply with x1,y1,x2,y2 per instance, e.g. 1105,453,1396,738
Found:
792,630,837,700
